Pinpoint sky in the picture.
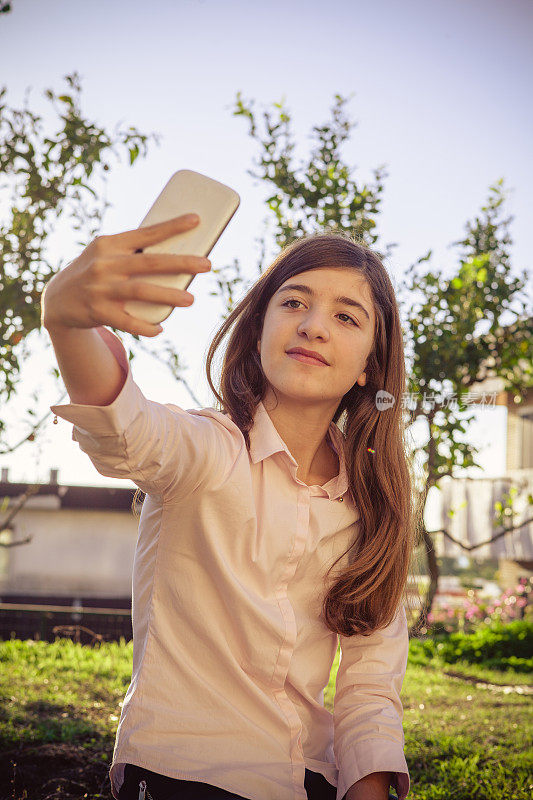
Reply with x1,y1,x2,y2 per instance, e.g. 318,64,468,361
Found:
0,0,531,495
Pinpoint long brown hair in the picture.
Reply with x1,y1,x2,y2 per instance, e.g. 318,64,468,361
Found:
135,231,423,636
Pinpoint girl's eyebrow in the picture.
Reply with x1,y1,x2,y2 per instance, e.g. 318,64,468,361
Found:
276,283,370,321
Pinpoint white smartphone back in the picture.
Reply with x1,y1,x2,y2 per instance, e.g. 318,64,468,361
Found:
124,169,240,324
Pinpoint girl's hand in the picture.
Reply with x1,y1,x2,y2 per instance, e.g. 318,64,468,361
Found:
41,213,211,338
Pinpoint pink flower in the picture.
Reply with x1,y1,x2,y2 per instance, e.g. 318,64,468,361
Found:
517,598,527,607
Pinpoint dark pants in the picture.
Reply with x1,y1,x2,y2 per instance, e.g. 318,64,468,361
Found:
117,762,337,799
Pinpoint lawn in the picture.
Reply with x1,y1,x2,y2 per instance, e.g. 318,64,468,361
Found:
1,633,532,800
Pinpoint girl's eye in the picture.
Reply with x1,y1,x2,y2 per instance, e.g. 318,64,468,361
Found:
281,299,359,327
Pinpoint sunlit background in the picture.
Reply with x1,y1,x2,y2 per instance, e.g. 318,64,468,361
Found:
1,0,531,496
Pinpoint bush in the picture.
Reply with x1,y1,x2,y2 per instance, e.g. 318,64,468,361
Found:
408,619,533,672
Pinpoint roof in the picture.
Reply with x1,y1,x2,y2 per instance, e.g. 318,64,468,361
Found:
0,480,136,511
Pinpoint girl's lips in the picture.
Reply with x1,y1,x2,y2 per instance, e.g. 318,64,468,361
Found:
287,352,328,366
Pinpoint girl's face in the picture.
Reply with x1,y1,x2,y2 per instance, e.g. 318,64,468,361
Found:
257,267,376,408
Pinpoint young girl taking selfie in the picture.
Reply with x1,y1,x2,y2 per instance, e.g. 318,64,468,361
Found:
41,213,418,800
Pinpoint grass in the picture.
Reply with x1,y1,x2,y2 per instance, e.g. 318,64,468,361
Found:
1,637,532,800
0,638,132,800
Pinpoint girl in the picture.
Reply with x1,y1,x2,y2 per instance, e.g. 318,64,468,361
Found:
42,213,419,800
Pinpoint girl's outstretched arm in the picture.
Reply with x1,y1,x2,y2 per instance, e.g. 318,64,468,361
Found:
45,324,128,406
49,327,242,502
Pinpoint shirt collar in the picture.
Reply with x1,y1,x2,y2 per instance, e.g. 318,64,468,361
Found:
248,400,349,499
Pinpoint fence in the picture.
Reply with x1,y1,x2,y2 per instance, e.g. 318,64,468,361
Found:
0,602,132,643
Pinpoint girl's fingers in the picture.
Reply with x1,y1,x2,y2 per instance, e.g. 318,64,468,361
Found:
95,300,163,338
109,213,200,253
110,279,194,307
109,252,211,275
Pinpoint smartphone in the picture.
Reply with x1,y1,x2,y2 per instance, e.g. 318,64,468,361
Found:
123,169,240,324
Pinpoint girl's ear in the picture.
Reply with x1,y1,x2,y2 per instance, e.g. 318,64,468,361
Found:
357,371,367,387
257,338,261,355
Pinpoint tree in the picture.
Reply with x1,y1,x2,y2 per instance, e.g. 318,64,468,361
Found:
232,91,391,261
0,72,159,444
0,72,243,540
0,72,159,401
0,71,161,542
398,181,533,631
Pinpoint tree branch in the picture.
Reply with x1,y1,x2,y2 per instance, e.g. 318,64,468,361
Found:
428,515,533,552
0,392,67,455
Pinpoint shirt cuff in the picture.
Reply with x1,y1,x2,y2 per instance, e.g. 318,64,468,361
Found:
336,742,410,800
50,356,142,437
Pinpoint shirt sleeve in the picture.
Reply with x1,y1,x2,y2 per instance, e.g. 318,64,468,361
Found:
333,603,411,800
50,327,242,502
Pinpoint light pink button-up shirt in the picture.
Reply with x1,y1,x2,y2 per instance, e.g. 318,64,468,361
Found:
50,328,410,800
